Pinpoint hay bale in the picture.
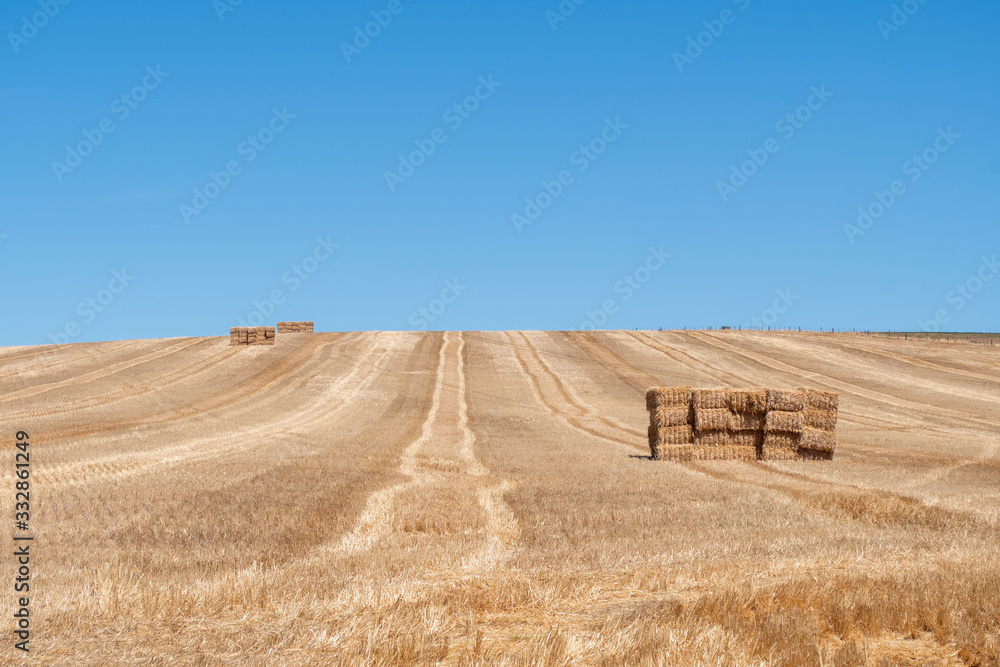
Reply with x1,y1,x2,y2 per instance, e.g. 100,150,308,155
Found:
657,444,698,462
693,388,730,409
646,386,693,411
648,424,694,459
650,406,692,429
693,429,728,447
694,408,731,432
800,388,839,411
729,388,767,413
765,410,803,433
804,409,838,431
762,431,801,460
729,411,766,431
718,445,758,461
729,430,764,448
800,427,837,453
648,424,693,445
766,389,805,412
656,443,755,462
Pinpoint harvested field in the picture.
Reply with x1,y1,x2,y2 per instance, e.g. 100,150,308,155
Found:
1,329,999,665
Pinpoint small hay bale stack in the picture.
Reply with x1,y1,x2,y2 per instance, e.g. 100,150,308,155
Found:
230,327,250,347
646,386,837,462
277,321,315,335
646,387,694,460
257,326,276,346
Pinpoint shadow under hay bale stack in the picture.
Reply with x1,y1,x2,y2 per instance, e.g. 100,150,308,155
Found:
646,385,838,461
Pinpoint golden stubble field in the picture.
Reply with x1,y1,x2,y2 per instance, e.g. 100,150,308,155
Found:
1,330,998,666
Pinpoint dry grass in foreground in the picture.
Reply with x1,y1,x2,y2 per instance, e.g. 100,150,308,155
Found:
1,329,998,664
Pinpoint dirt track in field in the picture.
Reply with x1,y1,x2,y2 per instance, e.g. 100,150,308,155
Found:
1,330,998,665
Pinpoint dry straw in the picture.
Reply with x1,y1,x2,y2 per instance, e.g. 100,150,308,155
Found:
693,388,731,409
800,427,838,453
762,431,801,461
765,410,804,433
651,407,692,429
657,444,753,462
804,409,838,431
648,425,693,460
729,388,767,413
801,388,839,411
766,389,805,412
729,431,764,448
646,386,693,411
729,411,766,431
692,429,728,447
646,385,837,462
694,408,731,433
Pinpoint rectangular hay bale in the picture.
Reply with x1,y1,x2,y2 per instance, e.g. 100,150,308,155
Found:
693,429,729,447
663,444,756,461
648,424,694,459
766,389,805,412
650,406,692,429
804,409,838,431
729,411,766,431
729,430,764,448
694,408,731,432
646,386,693,411
801,388,839,412
800,427,837,454
693,388,730,410
766,410,804,433
762,430,802,460
728,388,767,413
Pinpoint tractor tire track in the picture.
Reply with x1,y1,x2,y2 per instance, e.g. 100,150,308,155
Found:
3,340,238,422
685,331,1000,437
35,333,393,487
31,333,359,445
505,331,644,454
0,337,205,404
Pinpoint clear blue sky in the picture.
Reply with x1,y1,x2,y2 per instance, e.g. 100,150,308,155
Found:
2,0,998,345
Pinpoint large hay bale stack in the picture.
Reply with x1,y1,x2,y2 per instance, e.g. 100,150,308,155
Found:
646,385,838,462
